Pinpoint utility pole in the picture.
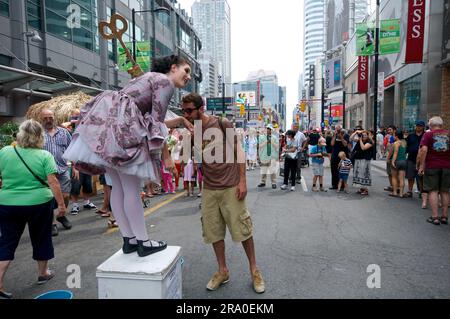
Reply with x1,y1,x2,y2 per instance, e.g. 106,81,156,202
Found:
321,77,325,130
373,0,380,160
343,90,346,129
132,9,137,62
222,81,226,117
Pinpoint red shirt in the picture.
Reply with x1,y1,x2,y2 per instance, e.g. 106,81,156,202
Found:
420,129,450,169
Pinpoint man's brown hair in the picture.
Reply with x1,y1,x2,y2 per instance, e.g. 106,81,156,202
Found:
182,93,204,109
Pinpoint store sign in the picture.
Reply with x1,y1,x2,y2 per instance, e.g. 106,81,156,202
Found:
378,72,385,102
331,105,343,120
325,58,342,91
118,42,151,72
236,91,256,107
384,76,396,88
206,97,233,111
405,0,426,64
358,56,369,93
217,75,223,94
308,65,315,97
356,23,375,56
380,19,401,55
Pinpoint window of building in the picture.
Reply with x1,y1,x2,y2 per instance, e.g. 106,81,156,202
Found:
0,0,9,17
45,0,99,51
155,40,172,57
0,54,11,66
45,8,72,41
156,10,170,28
120,0,143,11
107,6,116,61
181,28,192,53
400,74,422,132
27,0,42,30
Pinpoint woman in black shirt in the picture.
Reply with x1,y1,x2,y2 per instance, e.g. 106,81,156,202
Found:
352,131,373,196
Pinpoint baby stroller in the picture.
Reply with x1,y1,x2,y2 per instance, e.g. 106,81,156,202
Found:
300,149,309,168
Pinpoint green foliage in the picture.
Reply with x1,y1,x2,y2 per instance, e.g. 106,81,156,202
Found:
0,121,19,149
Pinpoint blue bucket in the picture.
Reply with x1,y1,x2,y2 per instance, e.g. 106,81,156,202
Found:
35,290,73,299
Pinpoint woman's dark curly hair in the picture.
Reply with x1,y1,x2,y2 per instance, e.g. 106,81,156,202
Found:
151,55,189,74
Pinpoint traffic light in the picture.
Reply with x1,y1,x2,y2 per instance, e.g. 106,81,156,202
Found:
300,101,307,113
239,104,245,116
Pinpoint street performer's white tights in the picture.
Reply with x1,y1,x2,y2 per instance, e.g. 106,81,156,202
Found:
105,168,161,247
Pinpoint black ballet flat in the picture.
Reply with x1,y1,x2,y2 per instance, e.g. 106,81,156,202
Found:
0,290,13,299
137,240,168,257
122,237,138,254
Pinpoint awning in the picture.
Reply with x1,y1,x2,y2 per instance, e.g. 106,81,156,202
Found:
0,64,103,98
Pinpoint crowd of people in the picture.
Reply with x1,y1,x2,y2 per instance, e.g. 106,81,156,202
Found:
0,54,448,299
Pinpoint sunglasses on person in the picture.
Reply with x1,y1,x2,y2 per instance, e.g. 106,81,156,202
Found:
181,107,198,115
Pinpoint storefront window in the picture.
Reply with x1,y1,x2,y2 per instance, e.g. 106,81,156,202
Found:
350,108,357,129
400,74,422,133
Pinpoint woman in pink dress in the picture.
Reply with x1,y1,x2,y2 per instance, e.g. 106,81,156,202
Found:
64,55,192,257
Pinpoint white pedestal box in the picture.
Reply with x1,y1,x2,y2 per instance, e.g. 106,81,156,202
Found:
96,246,182,299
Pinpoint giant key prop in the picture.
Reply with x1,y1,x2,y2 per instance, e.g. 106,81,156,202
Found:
99,14,144,79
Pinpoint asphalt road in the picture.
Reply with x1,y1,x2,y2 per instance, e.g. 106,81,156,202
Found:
4,162,450,299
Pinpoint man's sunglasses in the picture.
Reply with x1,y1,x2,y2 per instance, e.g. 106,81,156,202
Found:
181,108,198,115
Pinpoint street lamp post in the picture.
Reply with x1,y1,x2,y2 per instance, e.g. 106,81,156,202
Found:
373,0,380,160
131,2,170,63
321,77,325,129
222,81,226,116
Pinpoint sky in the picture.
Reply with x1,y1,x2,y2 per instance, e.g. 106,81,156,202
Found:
177,0,304,126
177,0,376,127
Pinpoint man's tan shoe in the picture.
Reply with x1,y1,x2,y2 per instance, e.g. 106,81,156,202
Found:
252,269,265,294
206,271,230,291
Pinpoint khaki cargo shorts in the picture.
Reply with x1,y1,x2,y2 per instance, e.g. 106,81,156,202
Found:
201,186,253,244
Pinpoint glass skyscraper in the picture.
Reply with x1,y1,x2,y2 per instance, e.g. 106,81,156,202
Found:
192,0,231,96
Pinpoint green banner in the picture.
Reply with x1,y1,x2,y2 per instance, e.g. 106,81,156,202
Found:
118,42,151,72
380,19,400,55
356,23,375,56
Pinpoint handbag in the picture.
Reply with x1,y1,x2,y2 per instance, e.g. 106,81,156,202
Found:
14,146,49,187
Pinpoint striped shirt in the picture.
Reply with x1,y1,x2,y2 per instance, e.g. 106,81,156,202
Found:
339,159,353,175
44,127,72,174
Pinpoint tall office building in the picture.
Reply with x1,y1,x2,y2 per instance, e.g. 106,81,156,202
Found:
325,0,369,51
192,0,231,96
302,0,325,82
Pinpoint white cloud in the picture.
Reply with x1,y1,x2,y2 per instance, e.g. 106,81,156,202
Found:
177,0,304,127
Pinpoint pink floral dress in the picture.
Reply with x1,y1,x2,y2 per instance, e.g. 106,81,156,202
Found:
63,72,174,182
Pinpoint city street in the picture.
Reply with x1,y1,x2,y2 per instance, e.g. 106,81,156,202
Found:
5,162,450,299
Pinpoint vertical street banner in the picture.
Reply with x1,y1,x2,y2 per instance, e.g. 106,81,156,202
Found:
356,22,375,56
377,72,385,102
358,56,369,93
380,19,401,55
117,41,151,72
118,42,151,72
405,0,426,64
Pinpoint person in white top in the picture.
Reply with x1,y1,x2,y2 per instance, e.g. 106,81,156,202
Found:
376,130,385,160
292,123,307,183
171,133,183,191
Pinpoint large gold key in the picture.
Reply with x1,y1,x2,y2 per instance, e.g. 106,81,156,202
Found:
98,13,144,78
